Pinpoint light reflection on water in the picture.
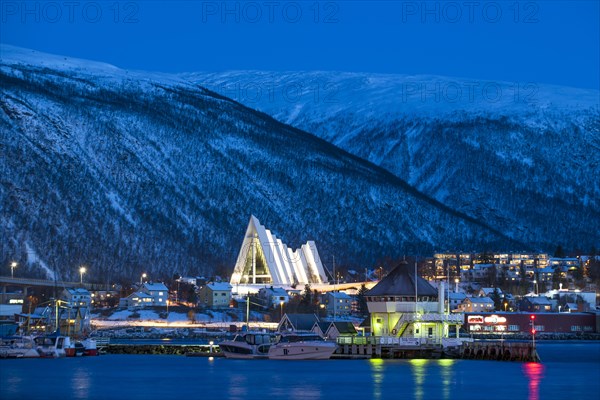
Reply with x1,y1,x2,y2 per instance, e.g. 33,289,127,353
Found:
438,358,455,400
523,362,545,400
409,359,428,400
369,358,384,400
70,369,91,399
0,343,597,400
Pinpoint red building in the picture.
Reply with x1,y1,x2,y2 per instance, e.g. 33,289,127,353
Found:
463,312,597,334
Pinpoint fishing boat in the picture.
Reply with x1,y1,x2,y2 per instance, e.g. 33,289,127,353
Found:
34,332,71,358
0,335,40,358
219,332,275,359
268,333,337,360
81,338,99,356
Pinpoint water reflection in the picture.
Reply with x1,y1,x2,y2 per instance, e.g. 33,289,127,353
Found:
369,358,384,400
523,362,545,400
228,374,249,399
437,359,455,400
409,359,428,400
70,369,91,399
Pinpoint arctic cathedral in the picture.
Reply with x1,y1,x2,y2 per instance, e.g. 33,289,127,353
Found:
230,216,328,287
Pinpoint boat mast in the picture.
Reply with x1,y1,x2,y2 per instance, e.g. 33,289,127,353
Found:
333,255,336,322
54,298,59,334
246,293,250,331
414,257,418,314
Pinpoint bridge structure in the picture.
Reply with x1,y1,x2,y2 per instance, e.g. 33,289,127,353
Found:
0,275,110,298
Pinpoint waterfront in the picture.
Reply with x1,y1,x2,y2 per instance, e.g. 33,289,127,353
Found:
1,343,598,400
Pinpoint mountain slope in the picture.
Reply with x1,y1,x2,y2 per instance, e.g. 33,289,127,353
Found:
189,71,600,252
0,45,517,282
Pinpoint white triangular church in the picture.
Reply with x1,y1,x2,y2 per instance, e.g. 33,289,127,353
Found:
230,216,328,286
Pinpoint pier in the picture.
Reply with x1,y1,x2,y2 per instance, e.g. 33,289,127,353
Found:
98,336,540,362
334,336,540,362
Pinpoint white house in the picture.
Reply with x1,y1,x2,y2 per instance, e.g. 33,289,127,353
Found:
198,283,232,309
62,288,92,308
119,292,154,308
140,282,169,307
258,286,289,308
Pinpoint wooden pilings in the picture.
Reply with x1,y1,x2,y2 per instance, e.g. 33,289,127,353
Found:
334,340,540,362
460,341,540,362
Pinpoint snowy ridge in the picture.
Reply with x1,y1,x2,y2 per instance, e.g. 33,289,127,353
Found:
188,70,600,253
0,45,520,281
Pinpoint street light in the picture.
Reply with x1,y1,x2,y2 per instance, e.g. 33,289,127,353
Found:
141,273,147,285
454,278,459,292
280,301,284,321
79,266,86,284
10,262,17,279
533,279,538,295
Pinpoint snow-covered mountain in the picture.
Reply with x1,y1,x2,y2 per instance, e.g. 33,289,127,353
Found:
188,71,600,253
0,45,518,282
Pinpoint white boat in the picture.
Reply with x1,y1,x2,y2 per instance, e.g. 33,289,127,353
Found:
34,333,70,358
268,333,337,360
81,338,99,356
219,332,275,359
0,335,40,358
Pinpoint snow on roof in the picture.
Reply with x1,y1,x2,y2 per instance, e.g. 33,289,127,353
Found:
448,292,467,300
329,292,352,299
481,288,502,295
142,282,168,292
207,282,232,291
466,296,494,304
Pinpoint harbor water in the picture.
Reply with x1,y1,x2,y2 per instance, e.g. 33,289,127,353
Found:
1,342,598,400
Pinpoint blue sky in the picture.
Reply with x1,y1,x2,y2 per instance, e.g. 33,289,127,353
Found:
1,1,599,89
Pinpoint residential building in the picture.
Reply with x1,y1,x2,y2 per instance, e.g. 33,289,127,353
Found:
447,292,467,311
258,286,289,309
324,321,357,339
62,288,92,308
140,282,169,306
119,292,154,308
519,296,553,312
457,297,495,313
324,292,352,317
278,313,320,333
198,282,232,309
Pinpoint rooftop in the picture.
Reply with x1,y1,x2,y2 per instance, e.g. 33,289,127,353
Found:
367,261,438,297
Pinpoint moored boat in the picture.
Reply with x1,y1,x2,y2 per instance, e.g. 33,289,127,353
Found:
82,338,99,356
219,332,275,359
268,333,337,360
0,335,40,358
34,333,70,358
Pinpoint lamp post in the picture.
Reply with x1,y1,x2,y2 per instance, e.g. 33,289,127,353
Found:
280,301,284,321
10,262,17,278
454,278,459,292
533,279,538,295
141,273,147,285
79,266,86,284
